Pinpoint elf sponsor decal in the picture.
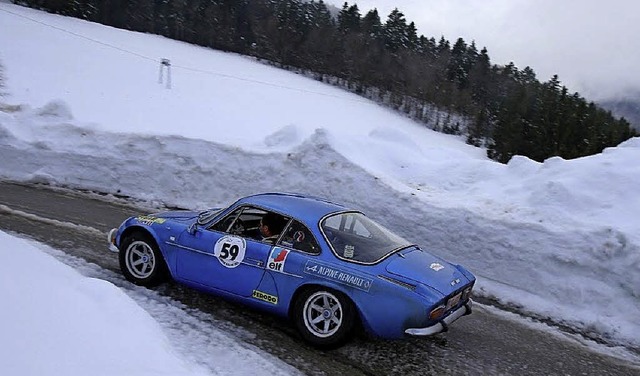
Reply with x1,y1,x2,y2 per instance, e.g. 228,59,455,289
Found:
213,235,246,268
136,216,166,226
267,247,290,273
252,290,278,305
303,260,373,292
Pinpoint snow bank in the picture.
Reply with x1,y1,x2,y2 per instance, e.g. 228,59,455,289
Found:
0,230,211,376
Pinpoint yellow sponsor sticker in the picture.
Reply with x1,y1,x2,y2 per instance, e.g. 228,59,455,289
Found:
252,290,278,305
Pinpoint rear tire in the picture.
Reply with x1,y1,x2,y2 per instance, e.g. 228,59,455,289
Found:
293,287,356,349
118,232,168,287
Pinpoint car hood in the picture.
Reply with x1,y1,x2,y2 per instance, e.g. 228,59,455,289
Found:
385,248,471,296
152,210,199,221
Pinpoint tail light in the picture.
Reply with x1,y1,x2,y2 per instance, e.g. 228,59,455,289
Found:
462,286,473,302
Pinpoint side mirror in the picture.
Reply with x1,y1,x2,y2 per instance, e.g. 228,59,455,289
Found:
188,222,198,235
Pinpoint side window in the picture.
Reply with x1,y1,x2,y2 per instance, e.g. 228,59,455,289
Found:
278,220,320,254
236,207,269,240
209,206,290,244
209,207,244,233
209,206,267,240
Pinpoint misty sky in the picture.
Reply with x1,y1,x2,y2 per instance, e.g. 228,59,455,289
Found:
328,0,639,101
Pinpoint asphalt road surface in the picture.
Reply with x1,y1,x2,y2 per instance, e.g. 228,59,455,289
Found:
1,181,638,376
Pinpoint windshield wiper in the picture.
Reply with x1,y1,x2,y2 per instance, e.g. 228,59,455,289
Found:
197,209,220,225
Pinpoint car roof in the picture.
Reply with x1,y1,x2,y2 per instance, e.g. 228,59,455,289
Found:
237,193,348,225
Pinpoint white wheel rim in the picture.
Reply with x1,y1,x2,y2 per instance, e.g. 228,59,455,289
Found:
125,241,156,279
303,291,343,338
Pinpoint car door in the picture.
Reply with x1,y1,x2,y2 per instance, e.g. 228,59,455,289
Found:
174,206,278,297
261,220,322,296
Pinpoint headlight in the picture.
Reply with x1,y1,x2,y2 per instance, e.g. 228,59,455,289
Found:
429,305,446,320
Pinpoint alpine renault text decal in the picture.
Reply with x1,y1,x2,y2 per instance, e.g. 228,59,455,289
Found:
303,260,373,292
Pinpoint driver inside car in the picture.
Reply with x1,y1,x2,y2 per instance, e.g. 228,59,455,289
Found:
259,212,287,244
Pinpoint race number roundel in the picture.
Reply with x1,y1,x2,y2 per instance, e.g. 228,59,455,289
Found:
214,235,246,268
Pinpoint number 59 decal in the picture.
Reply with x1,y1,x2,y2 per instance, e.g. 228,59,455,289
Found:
214,235,246,268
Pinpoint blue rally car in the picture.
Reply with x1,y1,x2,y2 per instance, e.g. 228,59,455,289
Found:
107,193,475,348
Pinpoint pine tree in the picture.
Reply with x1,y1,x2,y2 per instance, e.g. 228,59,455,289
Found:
447,37,469,88
308,1,333,29
416,35,436,57
272,0,311,64
406,21,418,51
468,46,490,102
302,0,338,71
337,2,361,33
362,8,382,39
436,36,450,54
383,8,408,51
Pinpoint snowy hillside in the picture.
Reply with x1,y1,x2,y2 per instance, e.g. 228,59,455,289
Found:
1,1,639,353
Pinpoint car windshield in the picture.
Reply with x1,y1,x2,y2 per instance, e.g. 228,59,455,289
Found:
320,212,413,263
197,208,222,225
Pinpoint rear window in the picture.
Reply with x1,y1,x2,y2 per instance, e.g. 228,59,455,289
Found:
321,212,411,263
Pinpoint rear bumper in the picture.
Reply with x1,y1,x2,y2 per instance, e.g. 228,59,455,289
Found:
405,299,473,336
107,228,119,253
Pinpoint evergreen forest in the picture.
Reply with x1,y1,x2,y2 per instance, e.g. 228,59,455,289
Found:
13,0,637,163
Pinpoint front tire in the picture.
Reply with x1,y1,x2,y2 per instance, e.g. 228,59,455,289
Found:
119,232,168,287
293,287,356,348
